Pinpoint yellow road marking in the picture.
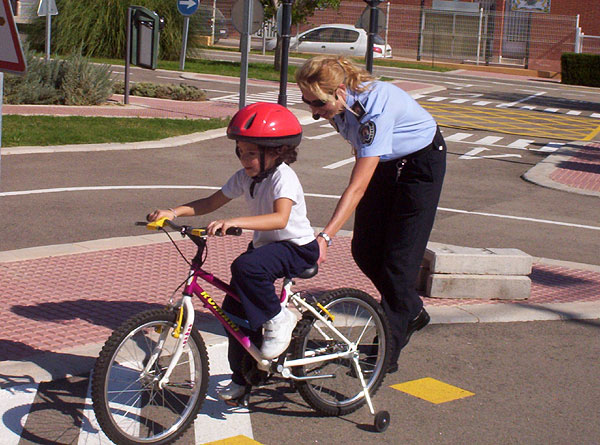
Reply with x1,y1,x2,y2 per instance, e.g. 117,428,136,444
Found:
391,377,475,404
419,103,599,140
203,435,262,445
583,123,600,141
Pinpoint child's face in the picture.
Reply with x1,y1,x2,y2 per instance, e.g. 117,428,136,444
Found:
237,141,278,177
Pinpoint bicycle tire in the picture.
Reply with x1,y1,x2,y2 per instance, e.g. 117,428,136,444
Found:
292,288,391,416
92,308,209,445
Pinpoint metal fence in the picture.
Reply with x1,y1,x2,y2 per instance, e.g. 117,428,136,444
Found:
207,0,584,73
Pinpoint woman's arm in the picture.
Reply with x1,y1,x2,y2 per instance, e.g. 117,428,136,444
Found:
147,190,231,221
207,197,293,235
318,155,380,263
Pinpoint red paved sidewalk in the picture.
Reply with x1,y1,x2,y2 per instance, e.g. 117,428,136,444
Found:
550,142,600,193
1,234,599,363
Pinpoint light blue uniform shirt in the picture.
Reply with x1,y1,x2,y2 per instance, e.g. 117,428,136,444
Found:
332,81,437,161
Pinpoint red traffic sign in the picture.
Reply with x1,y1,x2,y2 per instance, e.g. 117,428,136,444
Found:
0,0,26,74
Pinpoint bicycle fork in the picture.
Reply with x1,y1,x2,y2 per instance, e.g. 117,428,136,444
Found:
141,295,195,390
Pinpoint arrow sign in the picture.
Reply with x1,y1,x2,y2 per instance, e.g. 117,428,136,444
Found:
177,0,199,16
459,147,522,160
0,0,26,74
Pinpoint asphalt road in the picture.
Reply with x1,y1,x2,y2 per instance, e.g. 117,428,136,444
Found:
5,320,599,444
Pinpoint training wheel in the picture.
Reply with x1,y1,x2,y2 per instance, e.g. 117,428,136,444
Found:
374,410,390,432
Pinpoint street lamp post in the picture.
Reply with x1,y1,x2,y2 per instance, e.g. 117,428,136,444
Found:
363,0,382,74
278,0,293,107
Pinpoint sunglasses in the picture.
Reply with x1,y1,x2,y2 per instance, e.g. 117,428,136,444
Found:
301,96,328,107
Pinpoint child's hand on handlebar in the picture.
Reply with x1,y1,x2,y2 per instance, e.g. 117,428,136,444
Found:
207,219,234,236
147,209,175,222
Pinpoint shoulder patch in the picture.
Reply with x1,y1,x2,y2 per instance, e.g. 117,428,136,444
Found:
359,121,376,145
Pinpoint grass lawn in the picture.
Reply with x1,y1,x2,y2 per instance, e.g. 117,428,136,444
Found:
2,115,229,147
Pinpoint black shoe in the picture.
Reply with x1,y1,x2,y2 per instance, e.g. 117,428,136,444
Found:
406,308,430,343
387,362,398,374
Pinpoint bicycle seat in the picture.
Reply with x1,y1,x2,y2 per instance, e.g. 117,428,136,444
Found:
295,264,318,279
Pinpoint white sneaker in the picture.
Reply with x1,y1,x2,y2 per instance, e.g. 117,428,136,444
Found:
217,381,246,401
260,308,297,359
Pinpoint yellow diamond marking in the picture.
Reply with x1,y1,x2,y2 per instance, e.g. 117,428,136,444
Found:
203,435,262,445
391,377,475,404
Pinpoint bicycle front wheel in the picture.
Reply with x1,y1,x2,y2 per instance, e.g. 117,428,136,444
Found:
292,288,391,416
92,309,209,445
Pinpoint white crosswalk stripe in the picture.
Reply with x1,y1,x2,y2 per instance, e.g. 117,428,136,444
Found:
0,382,39,445
215,90,304,105
1,342,253,444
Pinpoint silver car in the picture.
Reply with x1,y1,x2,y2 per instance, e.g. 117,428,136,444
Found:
266,24,392,58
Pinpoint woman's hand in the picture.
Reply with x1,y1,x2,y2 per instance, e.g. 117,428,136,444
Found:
147,209,175,222
316,236,329,264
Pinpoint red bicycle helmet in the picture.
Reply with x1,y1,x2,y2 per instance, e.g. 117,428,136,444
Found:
227,102,302,147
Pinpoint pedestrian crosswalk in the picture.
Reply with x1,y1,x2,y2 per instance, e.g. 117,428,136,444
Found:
213,89,305,106
0,342,256,445
307,123,565,154
411,94,600,118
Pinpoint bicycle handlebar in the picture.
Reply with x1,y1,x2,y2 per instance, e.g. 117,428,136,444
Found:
136,218,242,237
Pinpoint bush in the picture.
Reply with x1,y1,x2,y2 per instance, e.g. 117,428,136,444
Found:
112,81,206,101
4,48,114,105
25,0,198,61
561,53,600,87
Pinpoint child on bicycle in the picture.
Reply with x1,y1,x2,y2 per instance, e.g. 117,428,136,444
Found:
147,102,319,401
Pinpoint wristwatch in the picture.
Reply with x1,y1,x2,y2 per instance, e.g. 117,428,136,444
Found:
318,232,332,247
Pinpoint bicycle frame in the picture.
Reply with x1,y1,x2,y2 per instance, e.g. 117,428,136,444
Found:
156,258,364,390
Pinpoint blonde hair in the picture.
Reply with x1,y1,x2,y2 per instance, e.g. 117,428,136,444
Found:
295,55,375,102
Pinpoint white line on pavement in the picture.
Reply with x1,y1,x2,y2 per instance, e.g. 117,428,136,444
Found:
4,186,599,231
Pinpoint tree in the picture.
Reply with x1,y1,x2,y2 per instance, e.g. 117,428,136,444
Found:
261,0,342,70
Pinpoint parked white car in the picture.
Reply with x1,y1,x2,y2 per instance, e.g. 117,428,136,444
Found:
266,24,392,59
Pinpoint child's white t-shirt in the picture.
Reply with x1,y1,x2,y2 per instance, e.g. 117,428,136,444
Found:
221,163,315,248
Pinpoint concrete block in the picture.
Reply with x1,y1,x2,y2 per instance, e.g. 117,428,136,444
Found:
426,274,531,300
424,243,532,275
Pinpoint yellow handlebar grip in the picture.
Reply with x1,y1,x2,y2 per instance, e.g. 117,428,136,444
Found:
190,228,207,237
147,217,169,231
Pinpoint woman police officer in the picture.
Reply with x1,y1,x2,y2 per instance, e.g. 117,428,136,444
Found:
296,55,446,373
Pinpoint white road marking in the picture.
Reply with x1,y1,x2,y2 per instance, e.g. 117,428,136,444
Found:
507,139,535,149
427,97,447,102
445,132,472,142
497,91,546,108
544,108,559,113
591,113,600,119
449,98,469,104
459,147,522,160
4,186,599,231
474,136,503,145
306,131,339,140
566,110,581,115
531,142,564,152
473,101,492,106
323,157,355,169
0,383,39,445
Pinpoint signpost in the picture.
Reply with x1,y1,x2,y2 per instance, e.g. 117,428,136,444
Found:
0,0,27,183
37,0,58,62
177,0,199,71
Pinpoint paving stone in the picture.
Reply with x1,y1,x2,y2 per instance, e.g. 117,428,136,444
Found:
426,274,531,300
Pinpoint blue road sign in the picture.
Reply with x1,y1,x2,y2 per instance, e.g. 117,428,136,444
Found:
177,0,199,16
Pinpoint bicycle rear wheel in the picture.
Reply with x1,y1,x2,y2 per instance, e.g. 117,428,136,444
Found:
292,288,391,416
92,309,209,445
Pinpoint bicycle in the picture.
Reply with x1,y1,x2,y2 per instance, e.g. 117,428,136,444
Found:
91,218,392,445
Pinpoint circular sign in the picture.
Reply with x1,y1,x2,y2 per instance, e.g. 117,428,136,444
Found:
177,0,199,17
232,0,264,34
356,6,385,34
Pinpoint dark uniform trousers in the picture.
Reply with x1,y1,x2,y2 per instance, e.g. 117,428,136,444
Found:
352,127,446,364
222,239,319,385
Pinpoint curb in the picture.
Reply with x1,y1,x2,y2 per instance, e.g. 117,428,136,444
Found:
522,141,600,198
